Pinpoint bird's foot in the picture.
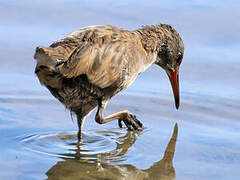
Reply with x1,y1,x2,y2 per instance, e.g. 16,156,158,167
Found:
118,114,143,130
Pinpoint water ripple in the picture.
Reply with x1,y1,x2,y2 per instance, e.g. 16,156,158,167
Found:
18,129,141,164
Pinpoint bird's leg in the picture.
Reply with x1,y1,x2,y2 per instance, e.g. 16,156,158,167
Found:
95,99,143,130
76,113,85,140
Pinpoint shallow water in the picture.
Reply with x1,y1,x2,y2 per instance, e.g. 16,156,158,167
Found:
1,0,240,180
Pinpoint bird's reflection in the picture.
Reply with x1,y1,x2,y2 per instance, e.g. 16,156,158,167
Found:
46,123,178,180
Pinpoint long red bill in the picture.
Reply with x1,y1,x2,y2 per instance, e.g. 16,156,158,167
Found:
167,68,180,109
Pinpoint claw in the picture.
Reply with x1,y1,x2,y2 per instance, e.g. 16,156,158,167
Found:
118,114,143,130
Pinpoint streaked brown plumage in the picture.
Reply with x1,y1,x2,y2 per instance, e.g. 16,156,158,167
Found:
34,24,184,139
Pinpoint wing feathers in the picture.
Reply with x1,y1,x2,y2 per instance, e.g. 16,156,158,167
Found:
56,26,141,88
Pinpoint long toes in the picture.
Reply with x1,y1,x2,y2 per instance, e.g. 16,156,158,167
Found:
118,114,143,130
135,119,143,128
130,114,143,129
128,119,138,130
123,119,133,131
118,117,133,130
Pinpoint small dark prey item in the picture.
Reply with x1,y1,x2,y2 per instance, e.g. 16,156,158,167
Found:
34,24,184,139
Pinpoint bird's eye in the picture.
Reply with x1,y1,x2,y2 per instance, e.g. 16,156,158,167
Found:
176,53,182,64
55,59,64,66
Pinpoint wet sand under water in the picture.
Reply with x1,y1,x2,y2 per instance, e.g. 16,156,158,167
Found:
0,73,239,180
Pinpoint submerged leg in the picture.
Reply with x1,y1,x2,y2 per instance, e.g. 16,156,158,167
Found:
76,108,95,140
76,113,85,140
95,99,143,130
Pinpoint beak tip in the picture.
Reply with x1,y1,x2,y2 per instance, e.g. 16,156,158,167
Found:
175,102,179,110
167,68,180,111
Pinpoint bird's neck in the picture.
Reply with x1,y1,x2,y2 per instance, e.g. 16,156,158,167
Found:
134,24,176,72
133,26,165,71
134,24,172,54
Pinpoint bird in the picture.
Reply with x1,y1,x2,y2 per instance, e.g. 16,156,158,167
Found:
34,24,184,139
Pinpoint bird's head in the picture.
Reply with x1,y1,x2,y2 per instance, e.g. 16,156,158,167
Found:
155,31,184,109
